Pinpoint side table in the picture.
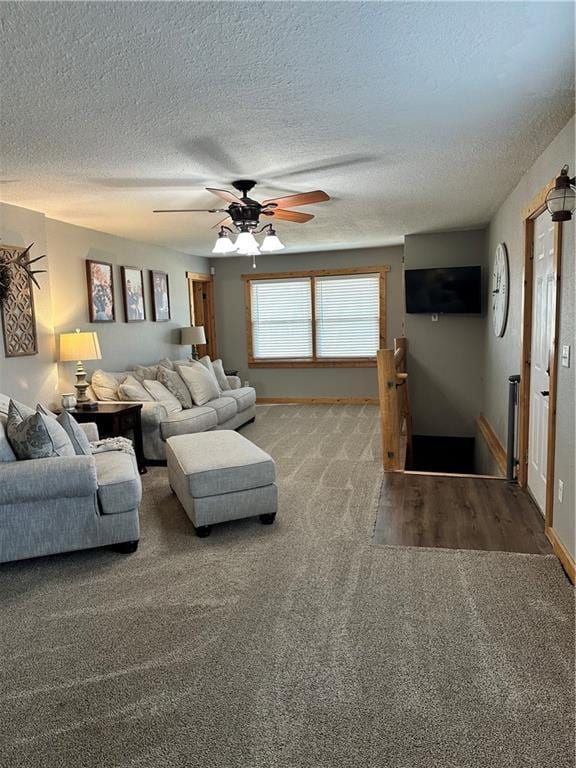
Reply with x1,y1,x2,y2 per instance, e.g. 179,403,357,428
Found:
66,403,147,474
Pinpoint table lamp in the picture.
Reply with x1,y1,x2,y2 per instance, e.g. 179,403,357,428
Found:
59,329,102,409
180,326,206,360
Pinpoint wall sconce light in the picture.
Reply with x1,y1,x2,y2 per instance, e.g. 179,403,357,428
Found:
545,165,576,222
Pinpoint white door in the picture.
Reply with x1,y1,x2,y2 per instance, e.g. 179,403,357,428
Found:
528,214,555,514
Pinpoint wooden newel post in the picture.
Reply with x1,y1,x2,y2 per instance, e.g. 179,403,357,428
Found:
377,348,401,471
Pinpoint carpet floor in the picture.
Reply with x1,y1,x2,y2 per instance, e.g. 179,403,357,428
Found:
0,404,573,767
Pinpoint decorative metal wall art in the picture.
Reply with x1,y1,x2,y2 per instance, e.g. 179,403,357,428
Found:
0,243,47,358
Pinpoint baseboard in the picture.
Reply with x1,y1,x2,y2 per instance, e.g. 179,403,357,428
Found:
546,526,575,584
476,415,507,476
257,397,379,405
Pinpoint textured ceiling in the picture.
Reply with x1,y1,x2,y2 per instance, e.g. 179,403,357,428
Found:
0,1,574,256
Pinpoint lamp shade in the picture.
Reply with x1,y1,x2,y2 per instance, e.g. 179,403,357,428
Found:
180,326,206,345
59,330,102,362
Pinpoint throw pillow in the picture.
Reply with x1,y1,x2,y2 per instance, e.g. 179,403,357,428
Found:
211,359,231,391
37,403,58,419
118,374,153,402
156,366,193,409
132,364,158,383
56,410,92,456
91,370,121,401
142,379,182,414
158,358,174,370
198,356,222,393
6,400,75,460
0,417,17,462
176,361,220,407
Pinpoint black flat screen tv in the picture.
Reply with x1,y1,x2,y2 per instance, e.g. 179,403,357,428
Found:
405,266,482,314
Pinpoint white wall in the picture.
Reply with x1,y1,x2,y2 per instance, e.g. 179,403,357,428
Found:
482,116,575,560
0,202,208,405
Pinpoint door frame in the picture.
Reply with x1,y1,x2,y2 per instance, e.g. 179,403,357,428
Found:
186,271,217,359
518,178,562,533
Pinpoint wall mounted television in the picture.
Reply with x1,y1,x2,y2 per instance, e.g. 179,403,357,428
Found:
405,266,482,314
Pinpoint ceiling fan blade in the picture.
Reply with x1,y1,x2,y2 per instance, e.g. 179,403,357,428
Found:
262,154,374,181
206,188,246,206
211,217,233,230
267,209,314,223
153,208,224,213
262,190,330,208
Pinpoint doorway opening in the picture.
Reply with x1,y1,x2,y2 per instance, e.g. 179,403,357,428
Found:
187,271,217,360
518,181,562,533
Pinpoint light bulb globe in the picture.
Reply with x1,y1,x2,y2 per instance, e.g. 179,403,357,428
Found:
260,234,285,252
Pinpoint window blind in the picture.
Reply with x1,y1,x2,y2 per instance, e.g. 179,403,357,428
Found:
315,273,380,357
251,278,313,359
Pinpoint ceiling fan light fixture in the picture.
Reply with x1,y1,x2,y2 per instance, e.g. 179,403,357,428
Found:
235,231,260,255
260,227,285,252
212,229,237,254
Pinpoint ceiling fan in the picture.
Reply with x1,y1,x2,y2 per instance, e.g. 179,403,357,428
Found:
153,179,330,230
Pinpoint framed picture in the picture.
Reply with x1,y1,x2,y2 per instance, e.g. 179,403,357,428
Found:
86,260,115,323
121,266,146,322
150,270,171,321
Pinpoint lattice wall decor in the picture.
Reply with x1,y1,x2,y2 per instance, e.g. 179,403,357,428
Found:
0,244,38,357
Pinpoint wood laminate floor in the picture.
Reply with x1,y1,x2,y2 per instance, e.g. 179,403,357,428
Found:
373,473,552,554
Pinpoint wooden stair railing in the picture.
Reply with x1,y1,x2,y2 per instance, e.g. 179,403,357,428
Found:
377,337,412,471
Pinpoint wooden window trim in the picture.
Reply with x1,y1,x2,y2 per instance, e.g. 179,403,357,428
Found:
243,266,389,368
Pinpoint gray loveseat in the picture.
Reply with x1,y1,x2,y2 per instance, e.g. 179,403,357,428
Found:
0,396,141,564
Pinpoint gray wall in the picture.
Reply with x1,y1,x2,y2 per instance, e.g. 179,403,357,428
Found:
0,202,208,405
482,116,575,559
404,229,487,437
0,203,59,405
47,218,208,391
211,246,404,400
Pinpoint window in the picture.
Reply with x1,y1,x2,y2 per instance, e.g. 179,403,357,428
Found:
315,274,380,358
251,278,313,359
244,266,389,367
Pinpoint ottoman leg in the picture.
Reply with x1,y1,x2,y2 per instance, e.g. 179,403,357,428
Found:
259,513,276,525
194,525,212,538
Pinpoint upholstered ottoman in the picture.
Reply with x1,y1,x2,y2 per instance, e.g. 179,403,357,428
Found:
166,430,277,537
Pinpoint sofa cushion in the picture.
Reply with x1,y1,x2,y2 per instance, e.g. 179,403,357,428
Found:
143,380,182,414
222,386,256,413
94,451,142,515
159,407,218,440
118,375,153,402
177,362,220,406
56,410,92,456
157,366,193,409
204,396,237,424
0,415,17,462
91,370,122,401
212,358,231,391
6,401,75,460
166,431,276,498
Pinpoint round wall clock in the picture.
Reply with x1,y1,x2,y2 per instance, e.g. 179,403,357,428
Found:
492,243,509,337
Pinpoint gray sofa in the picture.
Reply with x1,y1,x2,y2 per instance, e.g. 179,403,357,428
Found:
0,398,141,564
88,372,256,462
